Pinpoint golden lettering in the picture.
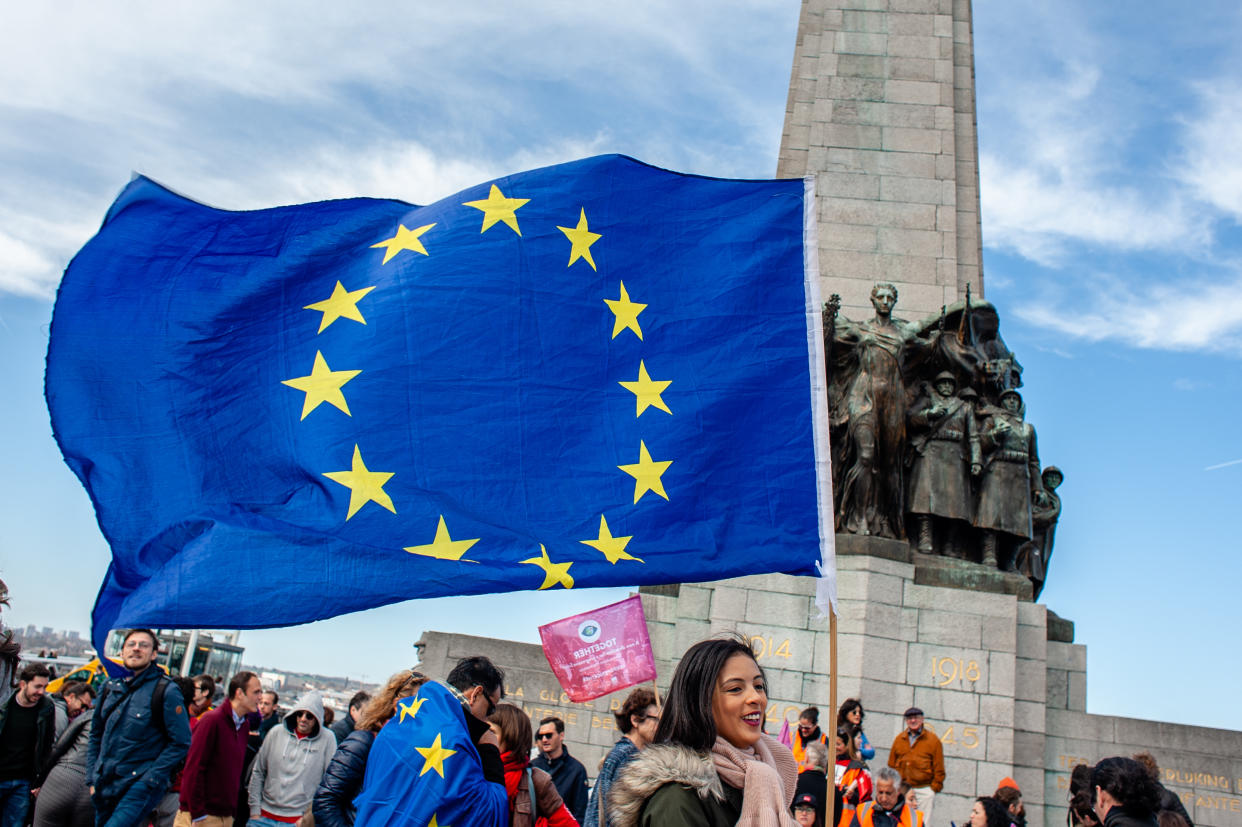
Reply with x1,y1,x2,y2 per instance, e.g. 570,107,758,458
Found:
748,635,794,660
1057,777,1070,791
930,657,982,687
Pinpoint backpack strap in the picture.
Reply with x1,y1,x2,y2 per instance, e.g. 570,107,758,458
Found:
526,766,538,819
151,676,168,732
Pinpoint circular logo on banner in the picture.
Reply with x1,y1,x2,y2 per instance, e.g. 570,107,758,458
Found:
578,619,602,643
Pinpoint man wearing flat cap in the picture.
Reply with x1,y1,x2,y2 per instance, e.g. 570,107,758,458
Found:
888,708,944,826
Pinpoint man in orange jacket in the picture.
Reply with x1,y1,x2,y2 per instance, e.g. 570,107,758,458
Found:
887,708,943,826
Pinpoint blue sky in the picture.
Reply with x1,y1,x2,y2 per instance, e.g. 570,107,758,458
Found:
1,1,1239,728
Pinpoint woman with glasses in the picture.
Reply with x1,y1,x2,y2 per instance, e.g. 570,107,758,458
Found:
609,635,799,826
312,670,428,827
583,686,660,827
488,703,579,827
792,707,829,774
835,699,875,761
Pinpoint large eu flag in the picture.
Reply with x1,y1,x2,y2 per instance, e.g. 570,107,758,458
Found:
46,154,833,654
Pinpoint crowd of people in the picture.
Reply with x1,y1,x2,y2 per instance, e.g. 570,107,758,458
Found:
0,606,1204,827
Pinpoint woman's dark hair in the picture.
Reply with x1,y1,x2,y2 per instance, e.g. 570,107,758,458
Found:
1092,757,1161,817
489,702,533,755
172,675,196,710
836,698,864,729
1069,764,1093,797
801,706,819,724
653,634,764,752
976,797,1012,827
614,686,657,734
1069,790,1098,827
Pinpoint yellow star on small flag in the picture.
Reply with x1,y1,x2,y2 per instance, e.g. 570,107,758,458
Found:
604,282,646,340
322,445,396,520
371,222,436,264
304,281,376,333
463,184,529,235
281,351,361,420
557,208,602,270
521,545,574,590
619,361,672,417
618,441,673,504
429,816,448,827
397,696,426,723
404,516,481,562
416,733,457,777
581,515,643,564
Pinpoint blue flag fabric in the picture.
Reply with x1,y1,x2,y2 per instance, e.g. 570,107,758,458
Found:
353,681,508,826
46,154,833,655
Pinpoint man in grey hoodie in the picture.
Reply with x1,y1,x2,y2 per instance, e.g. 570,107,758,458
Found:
247,691,336,826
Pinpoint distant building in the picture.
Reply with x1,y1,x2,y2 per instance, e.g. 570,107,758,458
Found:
104,628,244,678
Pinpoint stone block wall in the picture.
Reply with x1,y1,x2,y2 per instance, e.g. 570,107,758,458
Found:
777,0,985,321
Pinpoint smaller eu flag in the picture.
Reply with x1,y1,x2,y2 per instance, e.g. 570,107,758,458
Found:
353,681,508,826
45,154,833,655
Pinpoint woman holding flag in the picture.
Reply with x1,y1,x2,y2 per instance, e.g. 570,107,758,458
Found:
608,635,798,826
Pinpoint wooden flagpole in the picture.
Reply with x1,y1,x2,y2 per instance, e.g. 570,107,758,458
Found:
829,606,838,827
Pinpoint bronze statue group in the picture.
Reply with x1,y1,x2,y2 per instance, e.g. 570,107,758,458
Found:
826,283,1062,598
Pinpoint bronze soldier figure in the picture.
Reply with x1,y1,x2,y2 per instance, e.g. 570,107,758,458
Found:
907,373,981,555
974,389,1046,570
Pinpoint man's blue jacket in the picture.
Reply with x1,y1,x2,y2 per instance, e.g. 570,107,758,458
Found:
85,665,191,800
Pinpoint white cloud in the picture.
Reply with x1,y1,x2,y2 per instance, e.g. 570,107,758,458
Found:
980,154,1210,264
0,1,795,300
1179,85,1242,220
1014,270,1242,353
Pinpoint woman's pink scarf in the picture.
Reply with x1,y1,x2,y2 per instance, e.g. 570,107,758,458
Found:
711,733,800,826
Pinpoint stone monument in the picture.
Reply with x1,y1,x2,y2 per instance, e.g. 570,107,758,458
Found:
416,5,1242,827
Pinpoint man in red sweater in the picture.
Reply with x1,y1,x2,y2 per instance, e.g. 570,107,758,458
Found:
176,671,262,827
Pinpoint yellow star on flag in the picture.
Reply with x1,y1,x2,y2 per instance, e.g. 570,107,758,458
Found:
304,281,376,333
463,184,529,235
604,282,646,340
557,208,602,270
416,733,457,778
281,351,361,420
618,441,673,504
619,361,672,417
397,696,426,723
581,515,643,564
429,817,448,827
520,545,574,590
371,222,436,264
404,516,481,562
322,445,396,520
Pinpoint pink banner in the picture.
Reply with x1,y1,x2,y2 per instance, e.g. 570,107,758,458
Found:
538,595,657,702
